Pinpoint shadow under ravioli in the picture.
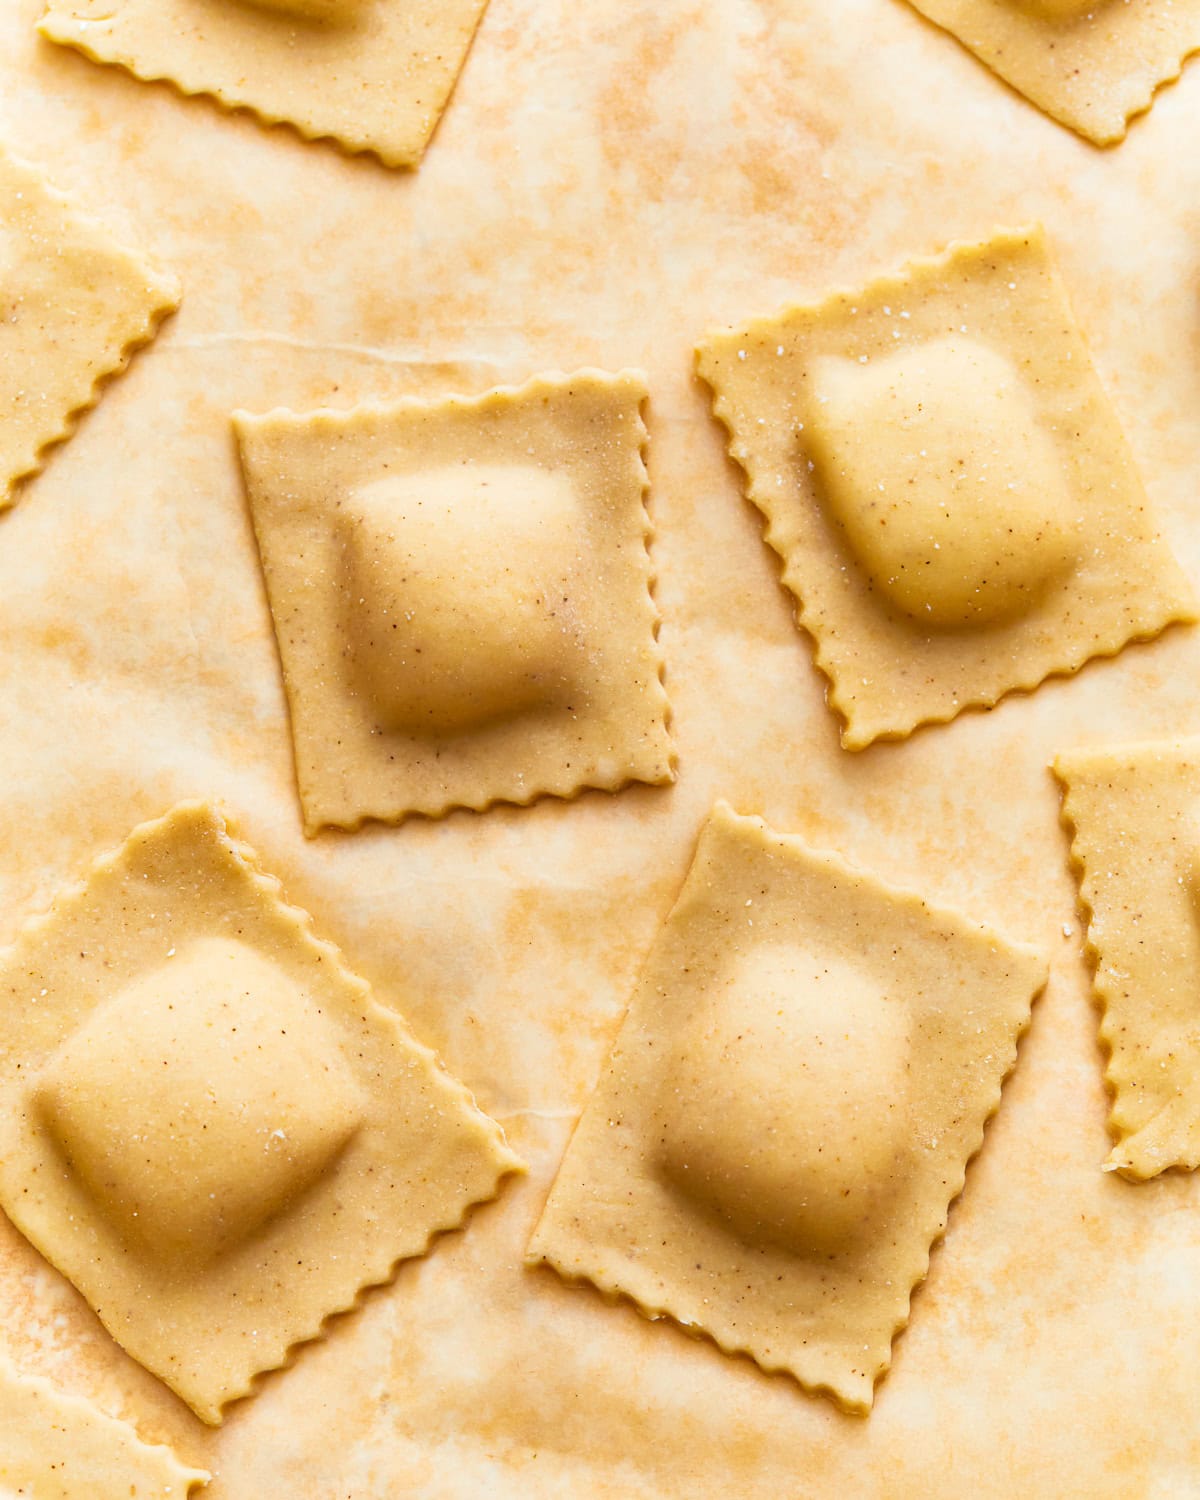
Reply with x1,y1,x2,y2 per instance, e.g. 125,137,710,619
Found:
897,0,1200,145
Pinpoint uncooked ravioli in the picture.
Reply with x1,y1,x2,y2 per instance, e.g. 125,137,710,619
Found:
0,801,523,1424
1055,738,1200,1179
695,226,1196,748
0,147,178,511
898,0,1200,144
233,369,674,832
529,803,1046,1412
38,0,492,167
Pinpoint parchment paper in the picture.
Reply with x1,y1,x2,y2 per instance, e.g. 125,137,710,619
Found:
1,1,1199,1493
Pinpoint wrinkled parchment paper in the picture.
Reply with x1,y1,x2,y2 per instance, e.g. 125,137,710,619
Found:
2,1,1200,1493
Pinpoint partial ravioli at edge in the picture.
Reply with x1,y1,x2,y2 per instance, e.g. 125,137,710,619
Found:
0,147,179,510
900,0,1200,146
1054,738,1200,1179
38,0,492,169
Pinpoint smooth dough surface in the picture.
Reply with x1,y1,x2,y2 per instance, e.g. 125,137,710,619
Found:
1054,738,1200,1179
0,1358,207,1497
900,0,1200,144
0,147,178,512
37,0,491,168
0,802,523,1424
696,226,1196,749
234,369,673,832
529,804,1046,1412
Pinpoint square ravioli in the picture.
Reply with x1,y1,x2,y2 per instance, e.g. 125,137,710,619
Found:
528,803,1046,1413
1054,737,1200,1179
695,226,1195,749
234,369,674,832
38,0,491,169
900,0,1200,145
0,1358,208,1497
0,802,523,1424
0,148,179,511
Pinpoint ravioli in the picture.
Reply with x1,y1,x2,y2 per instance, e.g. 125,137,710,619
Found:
900,0,1200,145
1055,737,1200,1178
528,803,1046,1412
0,147,178,511
695,226,1196,748
234,369,674,831
38,0,492,168
0,802,523,1423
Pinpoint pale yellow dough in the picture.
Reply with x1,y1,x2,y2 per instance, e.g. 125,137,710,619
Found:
900,0,1200,144
528,803,1046,1413
0,147,178,512
695,226,1196,749
0,1359,207,1497
234,369,674,832
37,0,491,168
1054,738,1200,1179
0,802,523,1424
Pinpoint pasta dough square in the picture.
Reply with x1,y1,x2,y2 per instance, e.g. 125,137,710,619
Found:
695,226,1196,749
38,0,492,169
0,1358,208,1497
528,803,1046,1413
0,802,523,1424
1054,737,1200,1179
0,148,178,512
234,369,674,833
900,0,1200,145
